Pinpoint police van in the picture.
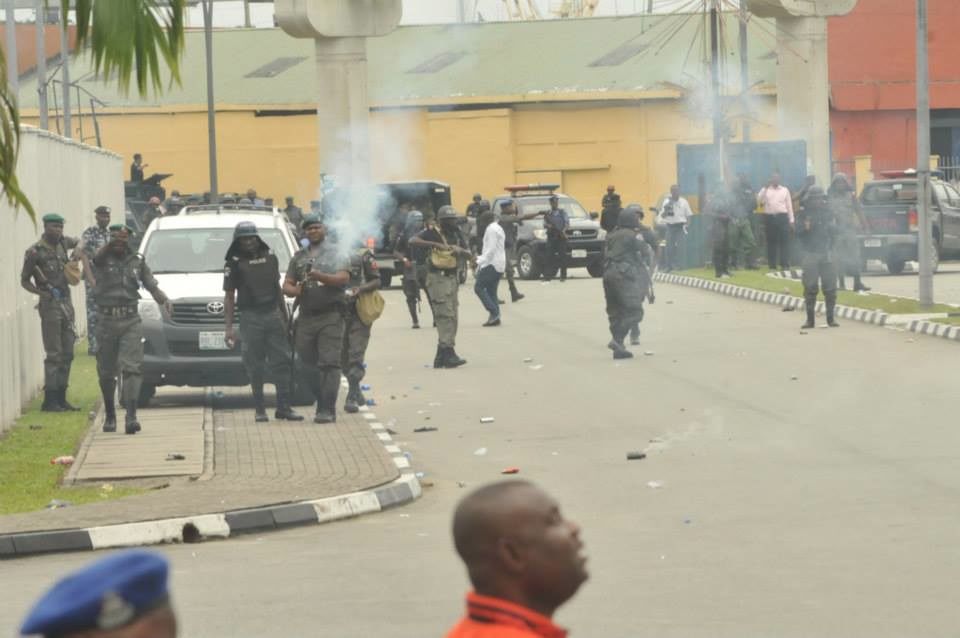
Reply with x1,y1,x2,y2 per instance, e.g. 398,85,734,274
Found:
135,205,306,405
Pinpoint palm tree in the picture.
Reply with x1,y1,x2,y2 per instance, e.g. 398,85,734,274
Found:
1,0,185,220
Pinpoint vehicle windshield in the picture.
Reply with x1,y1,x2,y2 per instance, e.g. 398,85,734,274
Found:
861,181,918,204
517,197,589,219
143,228,292,274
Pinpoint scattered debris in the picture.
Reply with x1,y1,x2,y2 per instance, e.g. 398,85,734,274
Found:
45,499,72,509
523,357,534,363
366,399,376,406
799,330,808,335
402,451,412,459
413,385,421,390
473,447,488,456
647,480,664,489
480,417,495,424
528,364,544,370
165,453,186,461
683,519,692,525
643,351,654,356
420,480,436,488
391,395,397,400
386,428,398,435
413,426,438,433
360,384,371,391
50,456,74,466
100,484,114,493
428,402,442,407
415,472,426,479
626,452,647,461
29,424,42,430
501,467,520,474
790,375,799,381
781,306,794,312
457,481,467,488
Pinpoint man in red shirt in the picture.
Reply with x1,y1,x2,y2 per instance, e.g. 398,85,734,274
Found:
445,481,589,638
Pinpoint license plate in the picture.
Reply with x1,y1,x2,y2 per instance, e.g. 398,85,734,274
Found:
198,331,228,350
863,239,882,248
571,249,587,259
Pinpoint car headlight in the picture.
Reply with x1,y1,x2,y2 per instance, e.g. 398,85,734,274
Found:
533,228,547,240
138,299,162,321
597,228,607,240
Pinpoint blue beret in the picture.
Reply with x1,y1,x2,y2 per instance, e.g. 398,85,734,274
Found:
42,213,65,225
20,550,169,636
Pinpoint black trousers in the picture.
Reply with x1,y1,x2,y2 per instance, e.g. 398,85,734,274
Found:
764,214,791,270
545,236,568,280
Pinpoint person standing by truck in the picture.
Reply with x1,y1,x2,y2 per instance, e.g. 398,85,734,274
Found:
497,199,539,302
543,194,570,282
828,173,871,292
223,222,303,424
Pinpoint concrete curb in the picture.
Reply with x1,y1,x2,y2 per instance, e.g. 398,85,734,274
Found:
0,403,420,559
655,272,960,342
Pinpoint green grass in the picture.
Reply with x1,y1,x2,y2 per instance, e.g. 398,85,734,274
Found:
931,315,960,326
676,267,957,315
0,348,141,515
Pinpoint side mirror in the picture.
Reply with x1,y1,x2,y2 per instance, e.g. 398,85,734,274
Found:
589,211,599,220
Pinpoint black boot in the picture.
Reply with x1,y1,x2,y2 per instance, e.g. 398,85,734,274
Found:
251,380,268,423
41,389,65,412
802,295,817,329
100,379,117,433
59,388,80,411
511,289,525,302
853,275,871,292
344,379,360,414
407,299,420,329
124,400,141,435
314,370,339,424
826,294,839,327
443,346,467,368
274,388,303,421
433,345,445,369
608,339,633,359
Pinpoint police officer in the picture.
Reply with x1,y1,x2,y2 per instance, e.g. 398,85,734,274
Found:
143,197,163,227
90,225,169,434
474,199,494,255
465,193,484,218
600,187,622,233
395,210,433,328
223,222,303,423
828,173,871,292
283,195,304,230
627,204,657,346
410,205,471,369
81,205,112,355
498,199,539,302
543,194,570,282
21,213,82,412
602,209,648,359
727,178,758,270
19,550,178,638
341,239,381,413
707,179,737,278
797,185,840,329
602,184,620,210
283,214,351,423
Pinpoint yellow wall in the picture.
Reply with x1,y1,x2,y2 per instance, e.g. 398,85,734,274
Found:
22,96,778,213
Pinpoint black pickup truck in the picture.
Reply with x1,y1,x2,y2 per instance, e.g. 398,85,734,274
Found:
859,172,960,274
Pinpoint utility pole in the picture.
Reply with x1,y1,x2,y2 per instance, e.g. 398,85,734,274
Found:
35,0,47,129
739,0,751,143
916,0,933,306
202,0,219,203
59,9,70,138
5,0,18,96
243,0,251,27
710,0,724,181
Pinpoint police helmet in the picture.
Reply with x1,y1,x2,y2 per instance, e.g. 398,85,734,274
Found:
624,203,645,220
405,210,424,230
802,185,828,207
233,221,259,238
617,208,640,229
437,205,459,221
478,199,491,212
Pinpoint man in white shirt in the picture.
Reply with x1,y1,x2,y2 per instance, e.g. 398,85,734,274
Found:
474,215,506,327
757,173,794,271
656,184,693,272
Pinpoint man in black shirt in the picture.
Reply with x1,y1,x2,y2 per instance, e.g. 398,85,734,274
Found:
130,153,146,183
796,186,840,329
395,210,433,328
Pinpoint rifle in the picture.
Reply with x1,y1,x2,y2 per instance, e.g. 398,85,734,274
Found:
34,265,75,325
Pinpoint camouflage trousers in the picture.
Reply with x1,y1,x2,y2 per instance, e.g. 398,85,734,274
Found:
426,269,459,347
85,284,99,353
40,297,76,391
340,304,372,384
96,313,143,405
603,266,644,345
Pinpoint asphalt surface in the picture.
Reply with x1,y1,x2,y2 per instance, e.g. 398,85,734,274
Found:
3,274,959,637
861,260,960,305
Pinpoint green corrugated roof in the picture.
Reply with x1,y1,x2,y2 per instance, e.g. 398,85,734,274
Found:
15,13,776,111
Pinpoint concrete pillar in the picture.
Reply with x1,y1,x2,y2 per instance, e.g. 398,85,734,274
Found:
276,0,401,187
747,0,858,186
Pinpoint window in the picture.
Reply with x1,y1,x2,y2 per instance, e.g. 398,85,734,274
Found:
144,228,292,274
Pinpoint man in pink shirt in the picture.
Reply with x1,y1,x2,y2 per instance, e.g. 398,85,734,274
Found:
757,173,794,271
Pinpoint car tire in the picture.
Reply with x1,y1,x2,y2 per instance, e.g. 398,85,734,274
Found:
379,271,392,289
517,246,542,280
137,383,156,408
586,261,604,278
886,257,906,275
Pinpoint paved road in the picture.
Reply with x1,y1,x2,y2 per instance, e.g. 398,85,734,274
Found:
3,276,959,637
862,260,960,305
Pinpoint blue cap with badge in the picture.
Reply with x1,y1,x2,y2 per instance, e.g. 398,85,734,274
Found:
20,550,170,636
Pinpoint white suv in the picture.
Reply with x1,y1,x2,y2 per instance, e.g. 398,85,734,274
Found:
136,205,300,405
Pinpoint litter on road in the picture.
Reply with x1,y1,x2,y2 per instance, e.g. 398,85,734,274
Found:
50,455,74,466
166,453,186,461
626,452,647,460
413,426,438,433
480,417,495,423
501,467,520,474
45,499,71,509
523,357,534,363
647,480,664,489
473,447,488,456
643,351,654,356
528,364,544,370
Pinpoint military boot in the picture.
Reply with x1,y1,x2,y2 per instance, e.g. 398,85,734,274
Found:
407,299,420,329
344,379,361,414
607,340,633,359
853,275,871,292
251,380,268,422
41,389,65,412
124,401,141,435
100,379,117,433
314,371,339,424
274,388,303,421
59,389,80,411
433,345,445,369
801,295,817,329
826,294,839,328
443,347,467,368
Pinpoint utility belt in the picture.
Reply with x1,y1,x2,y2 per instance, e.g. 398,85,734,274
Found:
98,304,138,318
428,267,457,276
299,305,341,317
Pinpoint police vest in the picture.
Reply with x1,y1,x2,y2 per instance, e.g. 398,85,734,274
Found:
236,254,280,309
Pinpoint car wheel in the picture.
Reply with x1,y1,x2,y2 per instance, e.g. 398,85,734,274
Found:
137,383,156,408
517,246,541,280
586,261,604,278
379,271,392,289
886,257,906,275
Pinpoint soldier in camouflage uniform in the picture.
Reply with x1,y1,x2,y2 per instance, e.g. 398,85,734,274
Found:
91,225,170,434
627,205,658,346
81,206,113,355
602,209,649,360
410,205,472,369
223,222,303,423
340,241,381,413
20,213,81,412
283,214,351,424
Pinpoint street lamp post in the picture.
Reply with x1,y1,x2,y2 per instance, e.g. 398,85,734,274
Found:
202,0,219,203
916,0,933,307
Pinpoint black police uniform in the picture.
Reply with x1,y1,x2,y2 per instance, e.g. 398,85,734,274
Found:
797,189,840,328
